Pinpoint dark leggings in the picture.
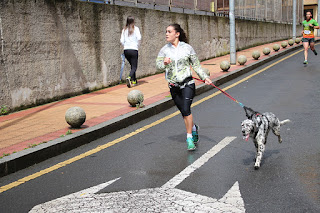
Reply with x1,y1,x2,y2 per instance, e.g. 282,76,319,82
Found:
124,49,138,81
170,83,195,117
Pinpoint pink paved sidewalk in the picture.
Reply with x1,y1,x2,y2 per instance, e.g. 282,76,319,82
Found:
0,38,306,157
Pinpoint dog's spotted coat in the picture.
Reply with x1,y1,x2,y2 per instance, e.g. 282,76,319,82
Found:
241,112,290,169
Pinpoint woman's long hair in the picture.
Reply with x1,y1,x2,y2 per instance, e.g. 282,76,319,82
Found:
125,16,135,36
169,23,188,43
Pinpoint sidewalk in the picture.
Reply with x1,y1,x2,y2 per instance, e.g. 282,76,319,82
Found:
0,38,310,176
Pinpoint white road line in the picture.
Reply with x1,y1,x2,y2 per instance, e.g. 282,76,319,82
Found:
162,136,237,189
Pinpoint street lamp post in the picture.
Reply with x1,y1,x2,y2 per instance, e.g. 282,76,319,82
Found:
293,0,296,40
230,0,236,65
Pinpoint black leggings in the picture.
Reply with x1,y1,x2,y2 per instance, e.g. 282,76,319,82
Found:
170,83,195,117
124,49,138,81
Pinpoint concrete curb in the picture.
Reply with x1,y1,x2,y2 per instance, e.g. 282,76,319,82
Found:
0,42,308,177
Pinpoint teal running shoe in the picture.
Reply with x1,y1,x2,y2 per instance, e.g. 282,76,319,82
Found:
303,60,308,64
192,124,199,144
186,137,196,151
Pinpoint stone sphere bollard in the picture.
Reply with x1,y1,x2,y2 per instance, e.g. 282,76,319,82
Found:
127,90,144,107
281,41,288,48
237,55,247,65
288,39,294,46
65,106,86,128
262,47,271,55
252,51,260,60
220,60,230,72
273,44,280,51
295,38,300,44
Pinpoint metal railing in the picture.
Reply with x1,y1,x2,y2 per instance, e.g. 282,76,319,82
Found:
78,0,304,24
216,0,304,23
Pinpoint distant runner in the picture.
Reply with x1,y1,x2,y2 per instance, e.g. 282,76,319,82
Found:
302,11,319,64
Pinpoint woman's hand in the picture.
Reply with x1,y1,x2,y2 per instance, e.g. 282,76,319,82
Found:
204,77,212,85
164,57,171,65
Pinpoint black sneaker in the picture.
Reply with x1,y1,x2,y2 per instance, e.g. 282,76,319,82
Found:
313,50,318,55
126,77,132,88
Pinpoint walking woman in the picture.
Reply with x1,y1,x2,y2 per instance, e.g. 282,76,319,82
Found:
156,24,212,151
120,16,142,88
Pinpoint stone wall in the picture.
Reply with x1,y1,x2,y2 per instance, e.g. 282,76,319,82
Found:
0,0,300,111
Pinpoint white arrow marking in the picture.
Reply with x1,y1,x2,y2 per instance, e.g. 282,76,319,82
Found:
30,137,245,213
162,136,236,189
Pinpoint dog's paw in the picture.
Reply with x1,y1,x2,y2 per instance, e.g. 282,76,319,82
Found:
254,162,260,170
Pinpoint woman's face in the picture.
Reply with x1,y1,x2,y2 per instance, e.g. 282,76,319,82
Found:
166,26,179,43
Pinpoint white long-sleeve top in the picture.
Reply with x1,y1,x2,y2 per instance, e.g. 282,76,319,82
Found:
156,41,209,84
120,26,141,50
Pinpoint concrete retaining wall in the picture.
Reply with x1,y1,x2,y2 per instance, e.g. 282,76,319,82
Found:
0,0,300,111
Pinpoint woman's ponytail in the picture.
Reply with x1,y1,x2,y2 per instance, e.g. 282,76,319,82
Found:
169,23,188,43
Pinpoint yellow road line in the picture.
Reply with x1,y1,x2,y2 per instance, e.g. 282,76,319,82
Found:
0,48,303,194
192,48,304,107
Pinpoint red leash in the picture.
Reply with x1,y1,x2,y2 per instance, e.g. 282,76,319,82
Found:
192,77,244,107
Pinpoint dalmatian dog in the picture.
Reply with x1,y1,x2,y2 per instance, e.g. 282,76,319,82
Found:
241,111,290,169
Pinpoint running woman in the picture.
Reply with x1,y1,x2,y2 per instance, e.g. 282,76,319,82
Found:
302,11,319,64
120,16,142,87
156,24,212,151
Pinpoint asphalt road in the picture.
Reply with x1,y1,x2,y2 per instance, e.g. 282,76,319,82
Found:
0,48,320,212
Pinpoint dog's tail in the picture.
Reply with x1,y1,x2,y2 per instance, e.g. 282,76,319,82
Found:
280,119,291,126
